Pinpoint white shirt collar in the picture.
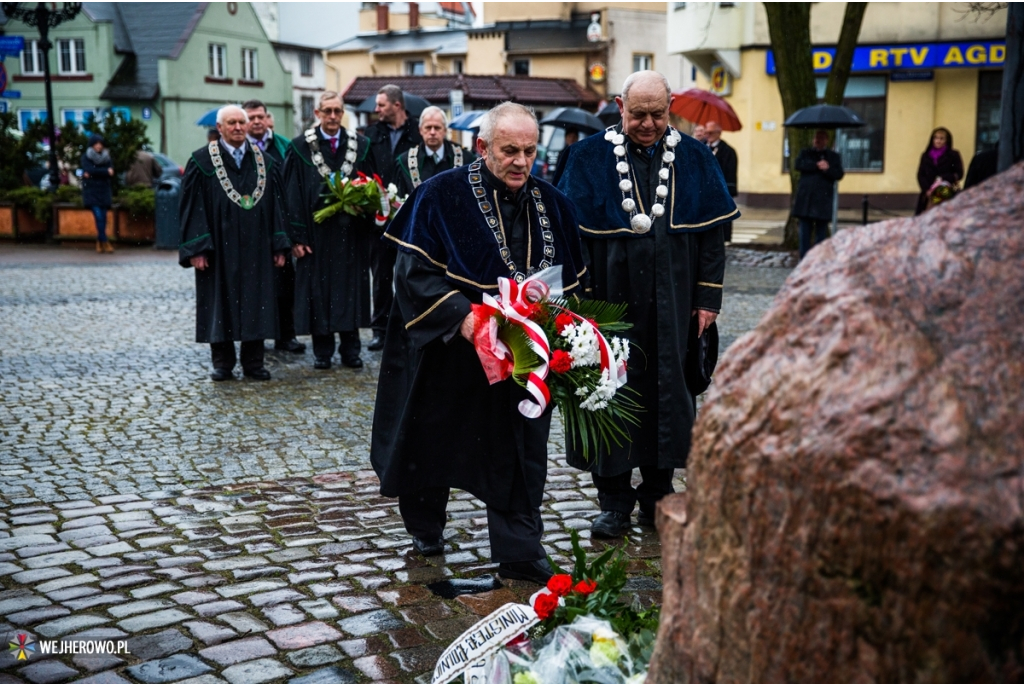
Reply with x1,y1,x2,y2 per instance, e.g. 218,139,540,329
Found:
320,127,340,141
425,144,443,162
220,138,247,155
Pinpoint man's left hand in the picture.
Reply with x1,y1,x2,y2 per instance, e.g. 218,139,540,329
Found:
692,309,718,337
274,253,286,268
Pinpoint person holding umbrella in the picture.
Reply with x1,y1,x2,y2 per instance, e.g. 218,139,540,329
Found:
793,129,845,259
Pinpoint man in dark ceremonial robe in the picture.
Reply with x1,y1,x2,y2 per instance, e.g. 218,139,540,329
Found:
243,99,304,356
365,85,424,352
557,71,736,538
179,105,291,381
705,120,738,243
393,106,476,198
371,103,588,584
284,91,373,370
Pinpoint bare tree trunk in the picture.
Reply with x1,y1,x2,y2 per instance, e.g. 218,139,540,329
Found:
824,3,867,105
764,3,816,248
999,2,1023,171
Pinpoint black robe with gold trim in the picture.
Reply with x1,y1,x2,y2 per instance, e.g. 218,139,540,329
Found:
557,127,734,475
370,164,587,509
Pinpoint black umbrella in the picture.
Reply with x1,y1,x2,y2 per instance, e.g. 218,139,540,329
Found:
597,101,620,126
783,104,866,129
355,93,431,118
538,107,604,134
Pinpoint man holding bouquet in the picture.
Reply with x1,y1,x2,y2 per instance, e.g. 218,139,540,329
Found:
371,103,587,584
557,71,736,538
283,91,374,370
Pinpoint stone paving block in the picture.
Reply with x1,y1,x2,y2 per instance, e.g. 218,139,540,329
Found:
248,588,305,607
62,506,116,519
156,555,205,568
10,513,58,526
390,644,445,673
265,621,343,650
338,609,405,637
57,526,113,543
18,659,79,683
353,576,392,590
35,614,110,637
198,636,276,666
287,571,334,585
399,603,453,625
0,591,50,615
36,573,99,594
22,550,91,569
130,582,181,599
174,677,227,685
332,595,381,614
61,517,107,531
454,588,520,616
262,603,306,626
71,653,124,673
288,666,358,684
184,621,238,646
16,542,72,558
98,495,142,505
116,608,189,632
6,605,72,626
99,574,153,590
267,548,314,563
218,612,270,635
221,658,293,684
425,616,480,641
377,585,433,607
125,654,213,683
214,579,286,598
352,654,401,681
84,542,134,557
202,556,267,572
69,671,133,684
0,561,23,576
193,599,245,617
297,598,338,620
47,586,99,602
171,590,219,606
388,626,428,649
108,598,175,618
62,594,128,611
285,644,344,668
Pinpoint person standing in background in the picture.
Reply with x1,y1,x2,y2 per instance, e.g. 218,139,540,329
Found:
915,127,963,214
793,129,845,260
125,149,162,188
691,124,706,143
80,134,115,254
705,121,737,243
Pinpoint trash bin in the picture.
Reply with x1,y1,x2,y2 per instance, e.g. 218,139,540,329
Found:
154,177,181,250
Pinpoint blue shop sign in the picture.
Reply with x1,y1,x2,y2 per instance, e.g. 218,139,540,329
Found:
0,36,26,56
767,41,1005,75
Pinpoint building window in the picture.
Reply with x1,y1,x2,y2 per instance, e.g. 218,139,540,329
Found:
17,109,48,131
674,2,687,9
513,59,530,76
633,54,654,72
61,108,98,130
299,51,313,77
57,38,86,74
976,70,1002,153
242,48,259,81
209,43,227,78
405,60,425,76
452,58,464,74
719,2,735,7
20,39,45,75
301,96,315,125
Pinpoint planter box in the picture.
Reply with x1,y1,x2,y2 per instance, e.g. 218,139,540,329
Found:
115,209,155,243
0,203,14,238
55,204,116,241
15,207,47,240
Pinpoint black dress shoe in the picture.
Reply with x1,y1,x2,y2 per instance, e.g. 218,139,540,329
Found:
367,336,385,351
498,559,554,585
591,511,632,539
313,358,332,370
341,356,364,369
275,338,306,353
243,367,271,381
210,368,234,382
637,510,656,527
412,537,444,556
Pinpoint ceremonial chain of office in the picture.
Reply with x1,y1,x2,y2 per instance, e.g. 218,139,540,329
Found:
608,126,681,234
208,140,266,210
305,128,359,179
467,159,555,283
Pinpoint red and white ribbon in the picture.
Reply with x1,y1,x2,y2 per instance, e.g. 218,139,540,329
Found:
552,306,628,390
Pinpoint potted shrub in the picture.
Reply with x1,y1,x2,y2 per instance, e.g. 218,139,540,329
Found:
115,186,156,243
1,186,51,240
53,185,114,242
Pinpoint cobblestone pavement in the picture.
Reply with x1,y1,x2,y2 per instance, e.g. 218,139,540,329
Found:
0,244,793,684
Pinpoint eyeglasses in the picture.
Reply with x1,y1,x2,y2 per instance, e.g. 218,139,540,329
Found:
318,108,344,116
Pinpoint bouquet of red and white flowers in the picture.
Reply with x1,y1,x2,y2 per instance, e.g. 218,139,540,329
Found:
470,266,641,459
314,171,407,227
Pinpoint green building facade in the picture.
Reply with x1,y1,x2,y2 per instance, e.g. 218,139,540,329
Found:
1,2,293,166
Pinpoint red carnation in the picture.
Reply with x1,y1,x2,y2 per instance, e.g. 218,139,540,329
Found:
550,350,573,374
555,313,575,335
573,579,598,595
533,590,559,620
547,573,573,597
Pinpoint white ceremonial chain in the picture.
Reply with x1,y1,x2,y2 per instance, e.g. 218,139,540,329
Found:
305,127,358,180
208,141,266,210
606,126,681,234
408,144,465,189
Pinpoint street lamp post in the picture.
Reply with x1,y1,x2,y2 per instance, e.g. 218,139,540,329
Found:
2,2,82,238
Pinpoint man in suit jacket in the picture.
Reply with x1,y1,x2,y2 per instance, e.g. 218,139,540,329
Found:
244,99,303,354
706,121,738,242
365,85,424,351
394,106,476,198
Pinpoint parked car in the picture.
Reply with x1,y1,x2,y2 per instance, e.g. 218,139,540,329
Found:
151,152,184,182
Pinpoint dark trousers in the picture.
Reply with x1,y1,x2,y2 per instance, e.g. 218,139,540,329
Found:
276,258,296,342
312,331,361,362
90,206,108,242
722,220,733,243
799,218,831,259
210,340,264,373
369,239,397,337
593,466,675,517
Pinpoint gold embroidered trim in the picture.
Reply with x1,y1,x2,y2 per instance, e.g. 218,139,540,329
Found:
405,290,460,329
445,271,500,291
697,281,723,289
671,207,740,230
382,233,448,270
579,225,635,235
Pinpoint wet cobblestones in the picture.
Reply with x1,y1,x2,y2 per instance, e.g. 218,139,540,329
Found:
1,245,791,683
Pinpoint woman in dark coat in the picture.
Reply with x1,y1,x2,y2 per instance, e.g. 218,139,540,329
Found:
80,134,115,253
793,129,844,259
915,127,963,215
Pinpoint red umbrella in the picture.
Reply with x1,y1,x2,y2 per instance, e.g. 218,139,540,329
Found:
670,89,742,131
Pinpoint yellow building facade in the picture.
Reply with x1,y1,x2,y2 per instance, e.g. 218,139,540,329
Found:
669,2,1008,208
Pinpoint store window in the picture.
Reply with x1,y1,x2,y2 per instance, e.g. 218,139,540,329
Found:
61,108,97,129
242,48,259,81
57,38,86,74
406,60,425,76
18,109,48,131
20,39,45,75
299,51,314,77
209,44,227,78
513,59,530,76
975,70,1002,153
633,54,654,72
